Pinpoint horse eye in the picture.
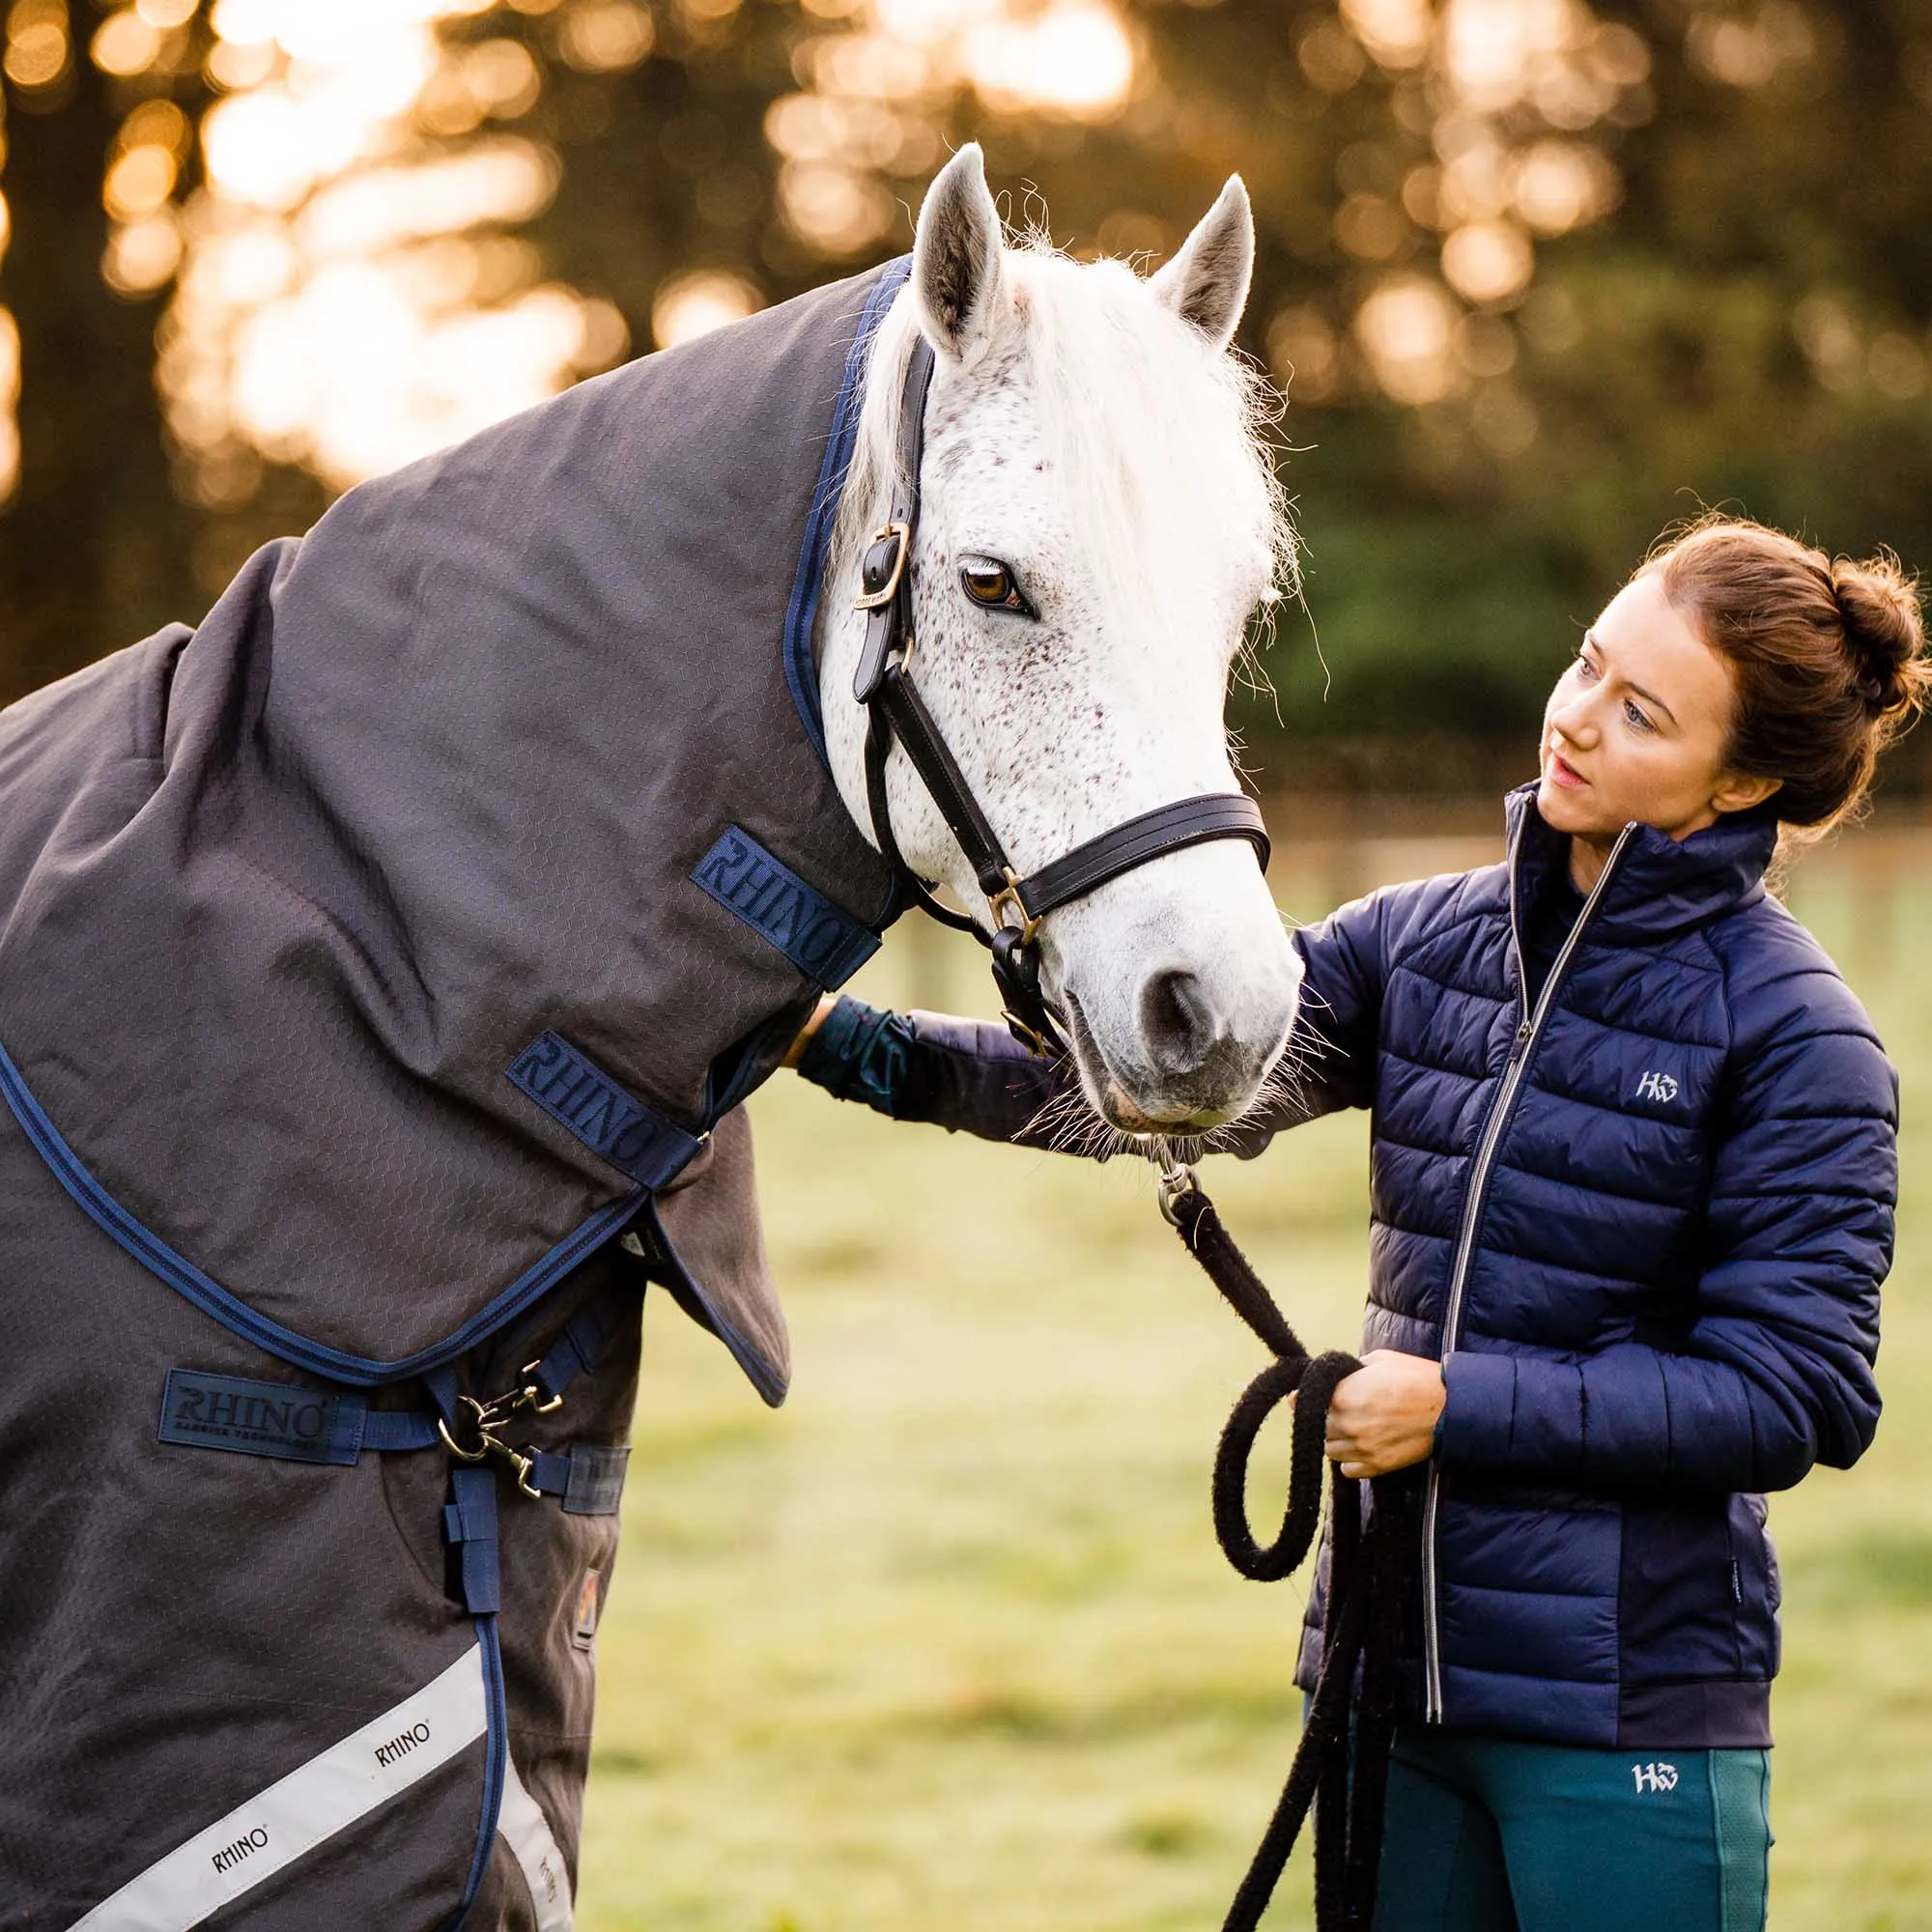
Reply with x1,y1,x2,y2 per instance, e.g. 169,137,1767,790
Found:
958,558,1032,615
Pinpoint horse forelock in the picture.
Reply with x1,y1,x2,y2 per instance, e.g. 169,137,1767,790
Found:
1000,247,1293,637
830,242,1294,653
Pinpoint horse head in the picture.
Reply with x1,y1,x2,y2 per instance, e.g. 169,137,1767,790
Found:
820,145,1302,1136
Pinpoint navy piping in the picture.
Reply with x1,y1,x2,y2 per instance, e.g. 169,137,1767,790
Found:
643,1197,787,1408
451,1615,508,1927
0,1034,644,1388
781,254,911,769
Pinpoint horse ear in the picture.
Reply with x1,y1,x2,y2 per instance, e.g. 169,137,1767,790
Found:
1150,176,1255,352
913,143,1008,360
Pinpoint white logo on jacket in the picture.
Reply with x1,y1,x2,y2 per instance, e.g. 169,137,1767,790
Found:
1632,1761,1680,1794
1635,1070,1680,1103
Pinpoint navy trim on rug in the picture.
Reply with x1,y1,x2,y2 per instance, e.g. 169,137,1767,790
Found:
642,1195,787,1408
781,253,911,770
0,1035,645,1389
447,1614,508,1931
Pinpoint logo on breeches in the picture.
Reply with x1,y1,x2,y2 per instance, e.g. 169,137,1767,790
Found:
1634,1069,1680,1103
572,1568,603,1650
1632,1761,1680,1794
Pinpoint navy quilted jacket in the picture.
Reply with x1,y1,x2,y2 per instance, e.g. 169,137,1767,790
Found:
801,788,1895,1748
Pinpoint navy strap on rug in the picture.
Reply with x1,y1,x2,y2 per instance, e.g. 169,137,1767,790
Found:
0,1031,652,1388
525,1443,630,1517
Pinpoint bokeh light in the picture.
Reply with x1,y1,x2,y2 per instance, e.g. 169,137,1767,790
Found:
1440,217,1534,305
650,268,760,349
555,0,653,71
1342,0,1432,72
1266,305,1343,406
1686,2,1819,90
142,0,634,493
1322,0,1653,420
4,0,71,94
0,0,1694,509
777,0,1136,255
0,305,18,503
1355,275,1463,407
961,3,1134,122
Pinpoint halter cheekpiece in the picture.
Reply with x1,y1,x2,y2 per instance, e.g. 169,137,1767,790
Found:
852,334,1272,1056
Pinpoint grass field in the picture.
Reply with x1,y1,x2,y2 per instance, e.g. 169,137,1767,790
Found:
576,825,1932,1931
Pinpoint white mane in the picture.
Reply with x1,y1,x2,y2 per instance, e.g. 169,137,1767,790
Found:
829,242,1295,634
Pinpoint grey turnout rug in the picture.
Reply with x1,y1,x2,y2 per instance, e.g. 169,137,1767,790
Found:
0,258,905,1926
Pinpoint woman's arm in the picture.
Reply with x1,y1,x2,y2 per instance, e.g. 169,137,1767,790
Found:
790,885,1401,1152
1438,997,1894,1494
790,994,1072,1147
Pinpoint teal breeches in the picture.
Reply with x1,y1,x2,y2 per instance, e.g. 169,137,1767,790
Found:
1372,1725,1772,1932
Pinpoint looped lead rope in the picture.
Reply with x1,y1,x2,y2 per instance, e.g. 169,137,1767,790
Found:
1159,1167,1423,1932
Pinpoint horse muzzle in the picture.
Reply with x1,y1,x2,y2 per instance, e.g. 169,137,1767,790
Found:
1066,948,1301,1133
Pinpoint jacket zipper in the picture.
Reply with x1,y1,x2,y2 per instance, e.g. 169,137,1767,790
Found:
1420,820,1636,1725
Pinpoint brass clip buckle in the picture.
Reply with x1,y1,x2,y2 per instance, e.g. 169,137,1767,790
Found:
986,869,1041,945
1001,1009,1056,1058
437,1394,497,1463
437,1385,552,1498
501,1443,544,1500
853,522,912,611
508,1361,564,1417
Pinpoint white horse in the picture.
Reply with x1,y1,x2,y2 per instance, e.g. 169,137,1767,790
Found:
822,145,1302,1132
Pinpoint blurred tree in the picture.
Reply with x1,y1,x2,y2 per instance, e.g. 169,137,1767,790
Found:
1,0,1928,795
758,0,1932,779
0,0,204,703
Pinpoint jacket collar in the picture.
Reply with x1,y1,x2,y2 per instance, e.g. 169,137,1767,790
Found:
1504,783,1776,945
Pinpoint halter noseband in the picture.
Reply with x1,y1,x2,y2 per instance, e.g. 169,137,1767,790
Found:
853,334,1271,1057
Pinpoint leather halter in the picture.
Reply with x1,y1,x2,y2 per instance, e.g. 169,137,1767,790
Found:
853,334,1271,1057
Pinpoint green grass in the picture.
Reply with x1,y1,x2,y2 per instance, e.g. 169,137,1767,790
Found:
577,835,1932,1930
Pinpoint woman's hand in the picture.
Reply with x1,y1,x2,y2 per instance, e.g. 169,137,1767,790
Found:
781,993,838,1068
1323,1350,1445,1479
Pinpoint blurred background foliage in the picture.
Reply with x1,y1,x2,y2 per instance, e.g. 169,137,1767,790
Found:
1,0,1928,794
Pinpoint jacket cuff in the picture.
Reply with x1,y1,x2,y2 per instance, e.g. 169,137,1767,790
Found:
1437,1350,1520,1470
794,997,920,1118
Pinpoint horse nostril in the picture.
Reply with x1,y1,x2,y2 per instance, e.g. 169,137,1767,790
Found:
1138,967,1221,1078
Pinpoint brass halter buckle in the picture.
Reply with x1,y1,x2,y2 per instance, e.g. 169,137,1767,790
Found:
435,1398,494,1464
853,522,912,611
986,868,1041,945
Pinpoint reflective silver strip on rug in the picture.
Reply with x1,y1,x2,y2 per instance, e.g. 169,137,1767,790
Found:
67,1643,487,1932
498,1754,574,1930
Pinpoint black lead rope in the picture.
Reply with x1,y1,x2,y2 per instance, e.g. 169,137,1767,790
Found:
1159,1167,1423,1932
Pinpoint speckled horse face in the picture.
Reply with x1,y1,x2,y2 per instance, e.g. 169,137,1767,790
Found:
821,145,1301,1134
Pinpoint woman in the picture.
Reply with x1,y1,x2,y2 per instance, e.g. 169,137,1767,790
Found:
786,517,1926,1929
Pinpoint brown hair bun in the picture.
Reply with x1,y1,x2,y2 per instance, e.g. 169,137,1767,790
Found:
1829,554,1929,719
1642,516,1931,832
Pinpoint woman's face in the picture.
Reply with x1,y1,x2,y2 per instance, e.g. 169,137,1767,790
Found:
1538,571,1775,852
